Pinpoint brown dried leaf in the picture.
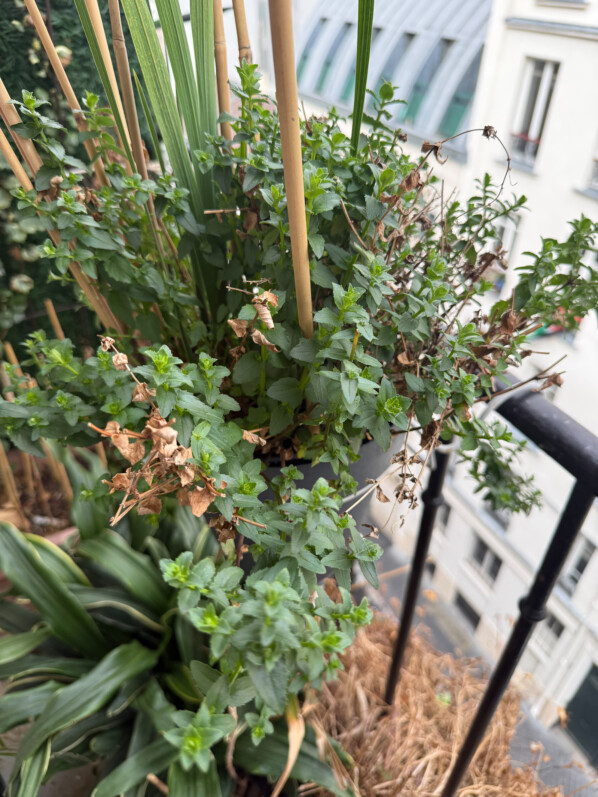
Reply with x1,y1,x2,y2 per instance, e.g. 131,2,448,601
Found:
399,169,422,194
105,420,121,435
113,433,145,465
397,351,412,366
138,496,162,515
323,577,342,604
103,472,132,494
483,125,497,139
227,318,249,337
244,210,258,232
189,486,215,518
421,140,447,164
242,429,267,446
173,446,192,467
177,488,191,507
251,329,279,352
256,290,278,308
500,309,519,336
100,336,115,352
132,382,156,402
376,485,390,503
112,352,129,371
179,465,196,487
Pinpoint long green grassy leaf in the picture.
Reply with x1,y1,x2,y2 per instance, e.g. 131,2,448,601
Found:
71,0,135,170
0,601,38,634
0,655,94,682
70,585,164,633
91,738,178,797
16,641,158,765
351,0,375,153
0,523,106,658
120,0,199,214
12,739,51,797
0,626,51,665
0,681,63,734
133,71,165,174
191,0,217,206
167,759,222,797
77,531,170,614
25,533,90,586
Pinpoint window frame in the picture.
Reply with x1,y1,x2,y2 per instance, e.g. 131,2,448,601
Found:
511,58,559,164
470,535,503,584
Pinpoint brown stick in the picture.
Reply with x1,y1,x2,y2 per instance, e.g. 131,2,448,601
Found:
232,0,252,64
146,774,168,795
20,453,36,500
44,298,65,340
0,93,123,332
213,0,233,141
23,0,108,187
0,126,32,189
268,0,313,338
83,0,133,169
0,443,29,530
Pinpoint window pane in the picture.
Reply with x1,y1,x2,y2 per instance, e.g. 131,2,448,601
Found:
455,592,481,630
438,48,483,137
472,536,488,566
488,554,502,582
297,19,328,84
401,38,453,123
371,32,415,102
314,22,353,94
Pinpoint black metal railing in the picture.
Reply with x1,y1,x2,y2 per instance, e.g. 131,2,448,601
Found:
384,385,598,797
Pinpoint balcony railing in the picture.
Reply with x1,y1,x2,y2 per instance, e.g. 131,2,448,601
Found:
382,384,598,796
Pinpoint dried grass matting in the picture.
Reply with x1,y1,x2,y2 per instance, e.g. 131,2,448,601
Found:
311,617,563,797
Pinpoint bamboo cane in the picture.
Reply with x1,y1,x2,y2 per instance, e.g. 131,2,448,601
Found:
232,0,252,64
83,0,133,171
23,0,108,187
0,126,31,189
0,99,123,332
0,442,29,530
107,0,147,178
213,0,233,141
268,0,313,338
44,298,65,340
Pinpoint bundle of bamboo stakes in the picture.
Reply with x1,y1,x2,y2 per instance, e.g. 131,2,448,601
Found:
311,618,568,797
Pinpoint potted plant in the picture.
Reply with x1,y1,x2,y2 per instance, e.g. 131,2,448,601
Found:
0,0,597,793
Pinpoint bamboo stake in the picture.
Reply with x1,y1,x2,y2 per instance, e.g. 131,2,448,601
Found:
232,0,252,64
0,126,30,189
0,442,29,530
0,96,123,332
268,0,313,338
44,298,65,340
0,79,43,176
107,0,147,178
83,0,133,171
213,0,233,141
23,0,108,187
21,452,36,500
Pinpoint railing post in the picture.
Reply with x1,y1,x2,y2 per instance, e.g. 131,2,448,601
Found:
440,480,595,797
384,448,451,705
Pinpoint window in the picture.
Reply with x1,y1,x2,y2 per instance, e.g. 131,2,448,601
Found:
339,27,382,104
455,592,481,631
483,500,511,530
470,535,502,583
370,32,415,105
400,38,453,124
314,22,353,94
512,59,559,163
436,501,451,533
297,18,328,84
438,48,483,138
534,612,564,656
560,539,596,596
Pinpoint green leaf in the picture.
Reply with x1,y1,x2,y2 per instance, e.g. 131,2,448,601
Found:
0,626,51,665
12,739,51,797
266,377,303,408
77,531,170,614
167,759,222,797
404,372,425,393
24,533,90,586
0,523,105,658
312,192,340,214
70,585,164,633
92,738,178,797
17,642,158,765
0,682,63,735
246,660,287,714
351,0,375,154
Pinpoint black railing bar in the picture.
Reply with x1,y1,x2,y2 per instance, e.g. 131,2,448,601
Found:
439,479,596,797
497,386,598,494
384,448,451,705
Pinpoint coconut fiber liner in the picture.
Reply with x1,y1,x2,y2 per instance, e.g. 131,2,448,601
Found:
308,616,565,797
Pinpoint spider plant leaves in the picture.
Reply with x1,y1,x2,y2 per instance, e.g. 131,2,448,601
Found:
24,533,90,586
0,523,106,658
0,681,63,735
351,0,375,154
0,626,52,666
120,0,203,217
91,738,178,797
191,0,218,163
70,585,164,633
16,641,158,766
77,530,170,615
11,739,51,797
167,759,223,797
0,655,95,682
